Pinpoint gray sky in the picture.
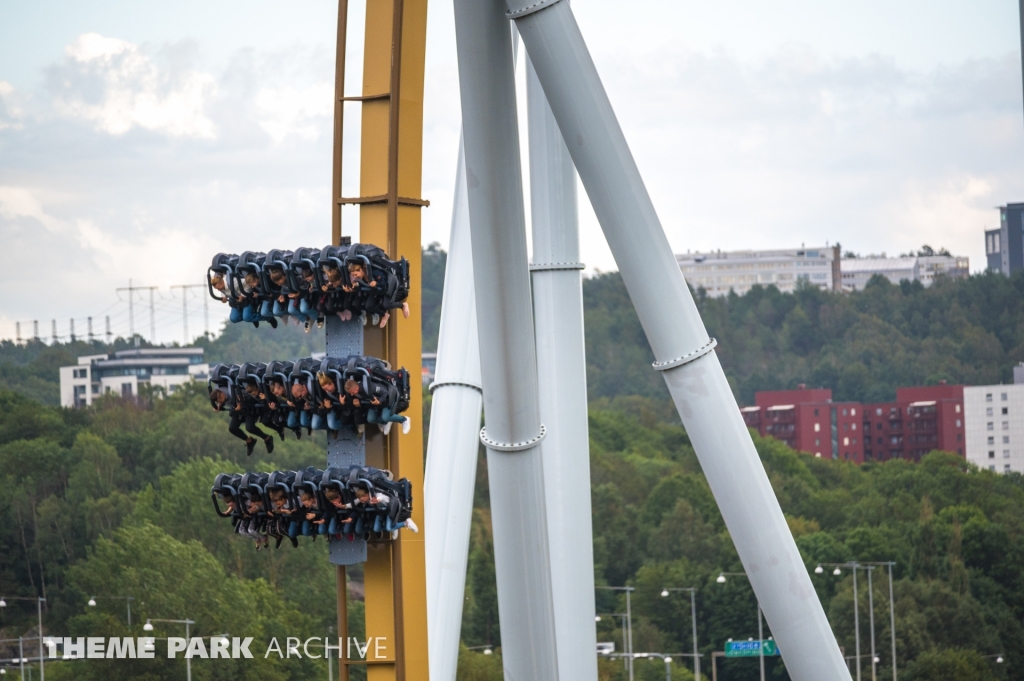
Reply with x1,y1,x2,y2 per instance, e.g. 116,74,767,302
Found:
1,0,1021,344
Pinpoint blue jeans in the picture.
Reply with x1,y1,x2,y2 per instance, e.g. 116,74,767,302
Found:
229,307,244,323
300,298,318,321
242,304,273,323
368,407,406,424
261,299,290,319
287,299,310,322
287,410,311,429
311,411,341,431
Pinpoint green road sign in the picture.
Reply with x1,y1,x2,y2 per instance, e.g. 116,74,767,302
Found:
724,640,778,657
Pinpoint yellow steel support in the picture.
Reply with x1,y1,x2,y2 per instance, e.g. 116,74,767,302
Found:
332,0,429,680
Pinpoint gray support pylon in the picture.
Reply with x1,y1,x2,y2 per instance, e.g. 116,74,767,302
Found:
505,2,851,680
424,136,484,681
527,53,598,681
453,0,560,678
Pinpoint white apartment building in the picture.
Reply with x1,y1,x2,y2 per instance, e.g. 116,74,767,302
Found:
676,246,841,298
964,384,1024,474
840,254,969,291
60,347,209,408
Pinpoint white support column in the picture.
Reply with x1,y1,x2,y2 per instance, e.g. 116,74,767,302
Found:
424,137,484,681
505,2,851,680
454,0,560,678
527,53,598,681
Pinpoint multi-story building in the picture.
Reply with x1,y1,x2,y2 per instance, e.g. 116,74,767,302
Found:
676,246,841,298
964,384,1024,474
985,203,1024,276
60,347,209,408
743,383,965,463
862,384,965,462
741,386,865,462
840,254,969,291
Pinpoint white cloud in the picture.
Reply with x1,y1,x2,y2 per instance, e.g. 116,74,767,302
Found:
254,82,333,143
0,186,63,231
53,33,217,138
0,81,24,130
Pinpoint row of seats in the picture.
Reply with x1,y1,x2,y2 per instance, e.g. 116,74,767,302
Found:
211,466,416,549
207,356,412,455
207,243,411,331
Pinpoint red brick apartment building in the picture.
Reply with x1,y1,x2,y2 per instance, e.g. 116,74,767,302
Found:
741,384,964,463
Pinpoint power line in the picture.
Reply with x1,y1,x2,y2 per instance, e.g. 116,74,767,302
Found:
116,280,159,346
169,284,208,344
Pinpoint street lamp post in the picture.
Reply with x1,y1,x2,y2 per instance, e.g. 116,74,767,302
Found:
597,586,635,681
661,587,700,681
144,618,195,681
867,567,876,681
817,563,862,681
0,597,45,681
87,596,134,626
641,652,674,681
716,572,765,681
816,561,899,681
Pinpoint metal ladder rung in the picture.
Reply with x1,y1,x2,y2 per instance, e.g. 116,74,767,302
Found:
341,93,391,102
337,195,430,207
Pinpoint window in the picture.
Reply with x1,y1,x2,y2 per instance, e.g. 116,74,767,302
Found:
1004,422,1010,430
990,465,996,472
852,438,857,444
1005,464,1011,472
987,407,994,416
989,451,996,459
1002,407,1009,415
814,408,820,417
815,438,821,446
842,408,848,416
877,437,884,445
852,423,857,431
876,408,882,416
814,423,821,432
1004,450,1011,459
989,436,995,444
957,434,962,442
988,422,994,430
844,437,850,446
1005,436,1011,444
955,404,961,414
956,419,962,427
987,393,993,402
851,408,857,416
844,423,850,431
1003,393,1009,401
877,423,883,430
